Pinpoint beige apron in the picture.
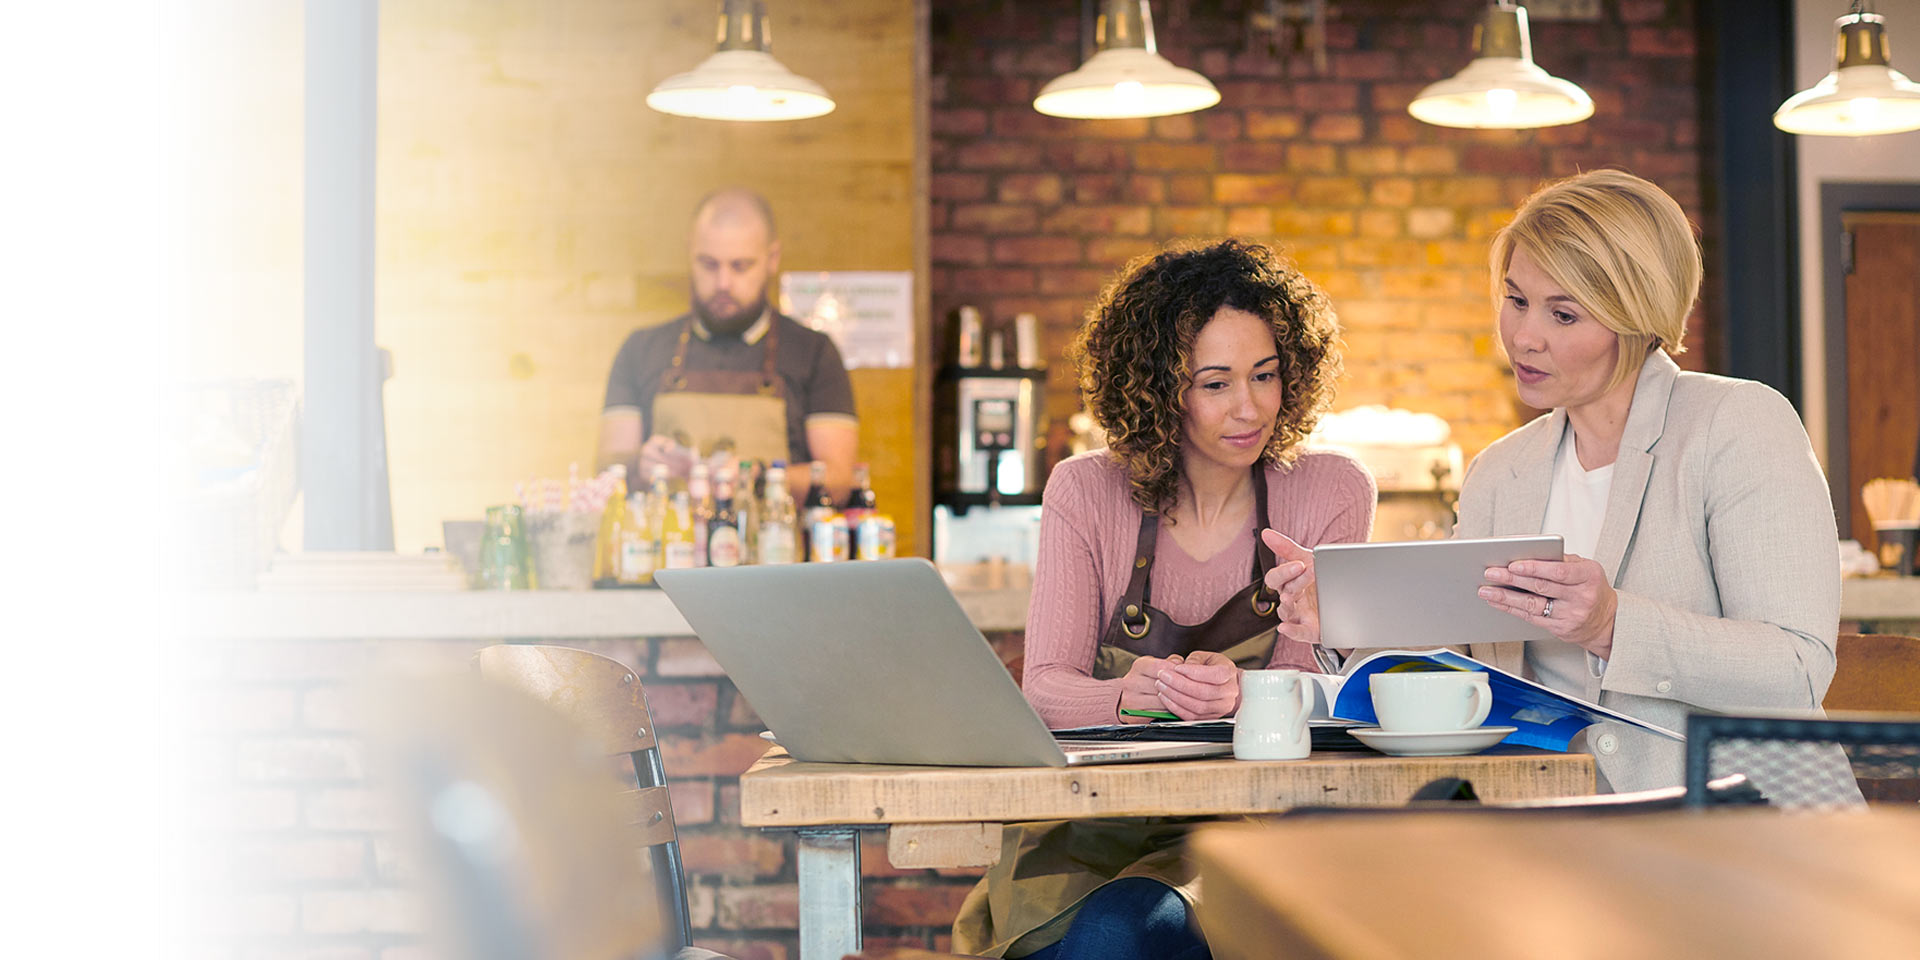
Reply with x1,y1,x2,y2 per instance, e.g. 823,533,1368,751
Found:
649,316,792,464
953,469,1284,958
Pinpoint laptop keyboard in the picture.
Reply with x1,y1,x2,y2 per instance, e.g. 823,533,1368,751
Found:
1053,725,1370,751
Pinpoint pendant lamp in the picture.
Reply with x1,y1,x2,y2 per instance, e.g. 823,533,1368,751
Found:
1775,5,1920,136
1034,0,1220,119
1408,1,1593,129
647,0,834,122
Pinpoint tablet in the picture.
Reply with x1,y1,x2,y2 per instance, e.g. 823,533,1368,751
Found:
1312,535,1565,649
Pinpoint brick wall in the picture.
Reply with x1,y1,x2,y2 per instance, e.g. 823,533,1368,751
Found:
171,632,1021,959
930,0,1711,461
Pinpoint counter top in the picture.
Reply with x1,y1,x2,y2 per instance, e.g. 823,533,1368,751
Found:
1841,576,1920,624
176,584,1031,641
172,574,1920,642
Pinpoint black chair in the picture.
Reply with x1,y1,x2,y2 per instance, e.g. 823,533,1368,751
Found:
478,644,728,960
1683,712,1920,809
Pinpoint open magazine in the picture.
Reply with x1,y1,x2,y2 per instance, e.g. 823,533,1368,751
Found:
1054,649,1683,752
1312,648,1684,750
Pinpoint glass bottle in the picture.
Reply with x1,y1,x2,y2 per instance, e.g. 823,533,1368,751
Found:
736,459,761,564
842,462,877,530
708,470,744,567
660,489,697,570
594,465,648,587
802,460,836,561
759,461,798,565
479,504,532,590
646,463,671,571
688,462,713,568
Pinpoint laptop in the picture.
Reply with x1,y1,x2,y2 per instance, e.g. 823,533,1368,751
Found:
1313,535,1565,648
654,559,1230,767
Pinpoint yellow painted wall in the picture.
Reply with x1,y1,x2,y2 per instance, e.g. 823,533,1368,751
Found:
377,0,924,554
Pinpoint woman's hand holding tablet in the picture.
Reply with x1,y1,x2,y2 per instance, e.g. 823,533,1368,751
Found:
1481,555,1619,658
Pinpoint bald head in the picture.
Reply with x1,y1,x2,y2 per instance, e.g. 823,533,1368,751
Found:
692,188,778,243
688,188,781,337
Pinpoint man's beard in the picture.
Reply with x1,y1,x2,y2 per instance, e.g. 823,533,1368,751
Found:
693,291,767,339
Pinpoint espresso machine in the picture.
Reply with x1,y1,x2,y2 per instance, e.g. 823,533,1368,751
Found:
933,308,1048,582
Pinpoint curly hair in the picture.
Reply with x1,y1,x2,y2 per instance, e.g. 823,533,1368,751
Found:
1067,239,1342,518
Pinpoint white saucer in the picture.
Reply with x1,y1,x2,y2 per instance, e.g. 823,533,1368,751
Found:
1349,725,1517,757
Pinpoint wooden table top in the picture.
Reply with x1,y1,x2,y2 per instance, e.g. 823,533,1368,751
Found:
1192,807,1920,960
738,746,1595,827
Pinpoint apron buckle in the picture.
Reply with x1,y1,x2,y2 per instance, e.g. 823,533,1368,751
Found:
1251,587,1278,617
1122,612,1152,639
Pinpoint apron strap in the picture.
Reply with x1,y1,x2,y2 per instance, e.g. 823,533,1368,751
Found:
1121,464,1275,633
1116,510,1158,639
1249,466,1279,615
757,315,781,394
660,313,786,397
1250,466,1275,578
664,317,695,391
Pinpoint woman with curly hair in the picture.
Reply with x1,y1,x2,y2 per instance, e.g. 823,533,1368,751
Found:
951,240,1376,960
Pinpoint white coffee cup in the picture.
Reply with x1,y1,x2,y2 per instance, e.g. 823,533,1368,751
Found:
1234,669,1315,761
1369,671,1492,733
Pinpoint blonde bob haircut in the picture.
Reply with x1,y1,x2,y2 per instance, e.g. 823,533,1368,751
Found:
1490,169,1701,393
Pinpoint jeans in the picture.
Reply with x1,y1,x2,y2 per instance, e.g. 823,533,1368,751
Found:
1021,877,1211,960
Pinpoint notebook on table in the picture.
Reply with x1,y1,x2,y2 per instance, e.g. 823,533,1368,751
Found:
654,559,1231,767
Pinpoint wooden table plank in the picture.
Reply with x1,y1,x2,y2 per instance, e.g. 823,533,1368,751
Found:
739,746,1594,827
886,823,1004,868
1192,808,1920,960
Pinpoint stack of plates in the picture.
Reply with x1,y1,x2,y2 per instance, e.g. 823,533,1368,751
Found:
255,551,469,592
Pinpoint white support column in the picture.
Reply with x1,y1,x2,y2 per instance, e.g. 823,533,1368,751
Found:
795,827,863,960
302,0,392,550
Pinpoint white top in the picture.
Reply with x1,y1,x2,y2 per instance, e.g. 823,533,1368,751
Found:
1528,425,1614,690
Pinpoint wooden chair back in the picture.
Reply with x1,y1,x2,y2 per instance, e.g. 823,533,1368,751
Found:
1823,634,1920,802
476,643,694,949
1825,634,1920,713
380,676,658,960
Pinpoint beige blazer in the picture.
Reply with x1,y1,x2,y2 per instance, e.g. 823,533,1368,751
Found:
1457,351,1856,799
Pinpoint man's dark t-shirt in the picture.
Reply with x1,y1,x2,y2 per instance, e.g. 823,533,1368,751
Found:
602,311,857,463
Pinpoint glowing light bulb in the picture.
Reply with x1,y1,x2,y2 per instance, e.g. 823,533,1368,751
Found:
1848,96,1881,124
1114,79,1145,101
1485,87,1518,119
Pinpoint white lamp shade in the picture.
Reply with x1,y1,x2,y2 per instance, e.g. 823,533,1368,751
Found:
647,49,835,122
1033,48,1221,119
1774,64,1920,136
1408,56,1594,129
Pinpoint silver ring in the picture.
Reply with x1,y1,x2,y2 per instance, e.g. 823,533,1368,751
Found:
1542,598,1555,619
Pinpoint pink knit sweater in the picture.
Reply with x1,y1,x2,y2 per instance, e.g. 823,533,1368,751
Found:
1023,448,1376,727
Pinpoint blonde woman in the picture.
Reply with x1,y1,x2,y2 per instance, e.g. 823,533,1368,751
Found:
1448,169,1858,800
1264,170,1859,800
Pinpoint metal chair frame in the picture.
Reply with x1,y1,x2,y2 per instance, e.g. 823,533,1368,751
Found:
1683,712,1920,808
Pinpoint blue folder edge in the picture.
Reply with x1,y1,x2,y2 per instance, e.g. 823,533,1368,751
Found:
1330,650,1686,751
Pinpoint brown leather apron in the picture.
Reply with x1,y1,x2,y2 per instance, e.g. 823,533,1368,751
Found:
953,468,1284,958
649,316,792,464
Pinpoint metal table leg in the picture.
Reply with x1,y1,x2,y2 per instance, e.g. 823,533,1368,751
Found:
795,827,862,960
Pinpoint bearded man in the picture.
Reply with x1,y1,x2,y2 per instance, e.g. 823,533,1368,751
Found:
598,188,857,500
